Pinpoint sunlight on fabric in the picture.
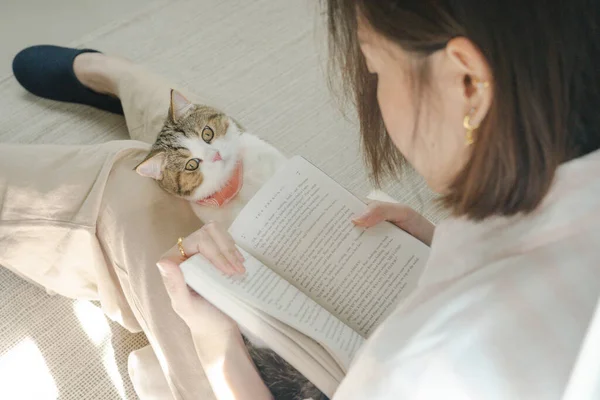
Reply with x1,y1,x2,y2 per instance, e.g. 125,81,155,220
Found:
0,337,58,399
73,300,110,345
74,300,126,399
104,345,126,399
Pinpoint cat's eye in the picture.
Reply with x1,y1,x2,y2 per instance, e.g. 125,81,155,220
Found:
185,158,201,171
202,126,214,143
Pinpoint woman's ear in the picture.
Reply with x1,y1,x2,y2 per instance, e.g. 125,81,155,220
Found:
135,150,165,180
445,37,493,126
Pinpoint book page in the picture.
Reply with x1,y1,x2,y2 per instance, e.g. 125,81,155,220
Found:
180,248,365,370
230,156,430,337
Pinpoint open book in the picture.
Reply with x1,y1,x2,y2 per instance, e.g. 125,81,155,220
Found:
180,156,430,397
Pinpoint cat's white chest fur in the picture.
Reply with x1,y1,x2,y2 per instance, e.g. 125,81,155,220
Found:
190,132,287,228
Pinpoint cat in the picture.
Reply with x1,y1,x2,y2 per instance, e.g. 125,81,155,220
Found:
135,89,328,400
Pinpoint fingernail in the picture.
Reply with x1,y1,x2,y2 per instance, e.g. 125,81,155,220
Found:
351,217,366,225
352,211,368,222
236,262,246,274
228,262,240,275
229,263,240,274
229,262,241,274
235,250,245,262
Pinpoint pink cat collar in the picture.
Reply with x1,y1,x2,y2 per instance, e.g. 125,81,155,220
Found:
196,162,243,207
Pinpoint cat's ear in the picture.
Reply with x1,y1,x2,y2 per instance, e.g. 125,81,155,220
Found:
169,89,193,122
135,150,165,180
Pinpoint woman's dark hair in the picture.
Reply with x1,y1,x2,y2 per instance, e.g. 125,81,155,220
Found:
326,0,600,219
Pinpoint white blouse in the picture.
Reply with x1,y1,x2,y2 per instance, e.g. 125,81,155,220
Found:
334,149,600,400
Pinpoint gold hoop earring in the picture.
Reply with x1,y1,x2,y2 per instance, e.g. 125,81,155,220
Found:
463,80,489,145
464,110,480,146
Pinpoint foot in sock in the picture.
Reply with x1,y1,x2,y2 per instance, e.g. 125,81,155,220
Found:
72,52,137,99
72,52,118,97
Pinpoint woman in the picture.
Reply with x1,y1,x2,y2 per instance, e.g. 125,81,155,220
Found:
4,1,599,400
161,0,600,398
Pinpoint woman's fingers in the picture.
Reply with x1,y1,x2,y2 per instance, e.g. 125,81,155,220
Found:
158,222,244,277
352,201,411,228
196,232,238,276
173,226,239,275
203,222,246,274
352,201,435,246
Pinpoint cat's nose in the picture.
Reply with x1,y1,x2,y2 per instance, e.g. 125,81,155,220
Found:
212,151,223,162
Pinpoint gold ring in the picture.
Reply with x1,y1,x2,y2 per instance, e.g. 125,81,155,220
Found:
177,237,188,258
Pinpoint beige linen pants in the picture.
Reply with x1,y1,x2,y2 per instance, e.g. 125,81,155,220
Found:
0,65,215,399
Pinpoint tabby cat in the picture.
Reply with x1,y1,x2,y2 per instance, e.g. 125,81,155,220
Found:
135,89,328,400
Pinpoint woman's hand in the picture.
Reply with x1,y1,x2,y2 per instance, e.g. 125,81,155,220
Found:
157,223,273,400
175,221,246,276
352,201,435,246
156,221,245,337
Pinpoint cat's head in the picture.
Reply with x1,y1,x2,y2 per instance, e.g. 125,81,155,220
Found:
135,89,243,201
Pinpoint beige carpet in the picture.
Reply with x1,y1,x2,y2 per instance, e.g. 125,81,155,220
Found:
0,0,446,399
